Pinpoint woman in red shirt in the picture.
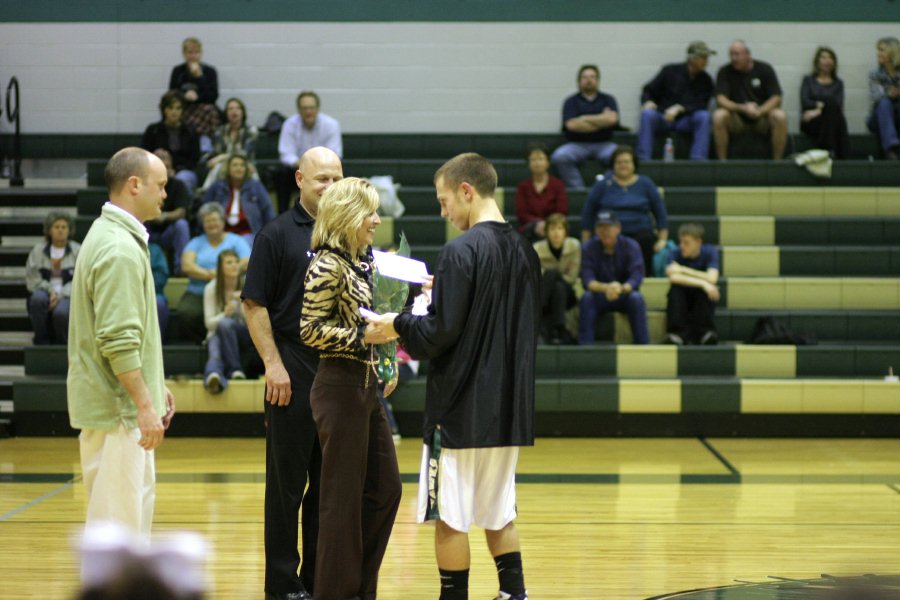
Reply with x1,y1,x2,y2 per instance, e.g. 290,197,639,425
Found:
515,145,568,243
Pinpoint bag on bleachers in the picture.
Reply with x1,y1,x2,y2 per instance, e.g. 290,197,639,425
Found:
748,316,817,345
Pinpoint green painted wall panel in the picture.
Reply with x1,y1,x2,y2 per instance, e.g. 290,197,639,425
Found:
6,1,897,22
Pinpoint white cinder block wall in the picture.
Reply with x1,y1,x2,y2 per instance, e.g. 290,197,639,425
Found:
0,22,892,135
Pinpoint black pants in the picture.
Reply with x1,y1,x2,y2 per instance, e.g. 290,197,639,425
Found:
265,341,322,595
540,269,576,333
274,164,299,213
310,358,402,600
801,103,850,159
627,229,657,276
666,285,717,343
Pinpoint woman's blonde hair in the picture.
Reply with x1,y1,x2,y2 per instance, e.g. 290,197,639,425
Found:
311,177,380,255
877,37,900,68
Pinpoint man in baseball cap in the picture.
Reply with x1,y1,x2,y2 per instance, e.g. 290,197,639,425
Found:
636,41,717,161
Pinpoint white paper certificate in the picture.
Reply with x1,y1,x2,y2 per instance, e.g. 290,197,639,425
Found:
372,250,430,284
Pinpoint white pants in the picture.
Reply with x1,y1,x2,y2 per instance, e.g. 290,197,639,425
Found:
79,423,156,538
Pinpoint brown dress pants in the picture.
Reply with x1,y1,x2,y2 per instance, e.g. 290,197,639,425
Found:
310,357,402,600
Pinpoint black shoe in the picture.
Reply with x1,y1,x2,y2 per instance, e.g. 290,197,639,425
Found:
265,591,312,600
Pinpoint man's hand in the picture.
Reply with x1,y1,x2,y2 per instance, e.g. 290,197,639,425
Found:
162,387,176,429
605,282,623,302
264,361,292,407
742,102,761,120
664,104,683,123
137,405,165,450
48,292,59,311
704,283,721,302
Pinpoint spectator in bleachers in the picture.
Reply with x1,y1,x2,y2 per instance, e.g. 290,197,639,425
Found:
636,41,716,161
578,211,649,345
515,145,568,243
275,91,343,212
201,97,258,190
800,47,850,159
533,213,580,345
141,90,201,195
203,250,250,394
551,64,619,188
148,149,191,275
25,212,79,345
149,242,170,344
713,40,788,160
665,223,720,346
178,203,251,343
867,37,900,160
579,146,668,275
169,37,220,152
202,154,275,245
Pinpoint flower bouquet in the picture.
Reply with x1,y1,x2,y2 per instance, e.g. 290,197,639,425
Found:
371,232,411,384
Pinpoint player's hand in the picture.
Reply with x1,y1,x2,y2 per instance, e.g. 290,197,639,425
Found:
421,274,434,293
705,284,721,302
162,387,176,429
137,406,165,451
265,361,292,407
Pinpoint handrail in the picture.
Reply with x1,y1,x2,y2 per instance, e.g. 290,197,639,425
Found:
5,77,23,187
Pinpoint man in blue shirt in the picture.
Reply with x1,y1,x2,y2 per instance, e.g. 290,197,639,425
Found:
551,65,619,189
578,211,649,344
665,223,720,345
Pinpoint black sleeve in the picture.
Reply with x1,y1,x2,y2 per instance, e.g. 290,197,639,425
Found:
684,72,714,114
183,127,201,169
715,66,731,98
641,67,666,105
168,65,182,92
762,63,782,98
140,124,157,152
168,178,191,211
394,243,474,360
242,230,278,307
198,65,219,104
800,76,815,110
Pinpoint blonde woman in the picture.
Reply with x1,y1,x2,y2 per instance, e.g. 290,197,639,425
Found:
299,177,401,600
867,37,900,159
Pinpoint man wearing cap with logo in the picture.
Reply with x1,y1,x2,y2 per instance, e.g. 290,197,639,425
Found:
578,210,649,345
712,40,788,160
636,41,717,161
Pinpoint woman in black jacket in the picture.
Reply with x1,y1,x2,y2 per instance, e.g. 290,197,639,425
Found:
141,90,201,195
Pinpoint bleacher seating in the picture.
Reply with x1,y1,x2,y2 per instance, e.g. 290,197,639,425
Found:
2,132,899,437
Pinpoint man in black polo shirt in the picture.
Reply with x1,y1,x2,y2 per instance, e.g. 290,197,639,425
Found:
550,64,620,188
713,40,788,160
242,146,343,600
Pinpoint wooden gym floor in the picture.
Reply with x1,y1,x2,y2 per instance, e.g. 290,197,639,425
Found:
1,437,899,599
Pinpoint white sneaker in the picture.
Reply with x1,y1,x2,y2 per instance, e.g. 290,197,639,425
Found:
493,593,527,600
231,370,246,380
205,372,222,394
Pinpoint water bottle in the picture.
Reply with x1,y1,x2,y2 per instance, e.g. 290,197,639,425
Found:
663,137,675,162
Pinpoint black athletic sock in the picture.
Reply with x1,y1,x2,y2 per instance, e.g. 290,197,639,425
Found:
494,551,526,595
438,568,469,600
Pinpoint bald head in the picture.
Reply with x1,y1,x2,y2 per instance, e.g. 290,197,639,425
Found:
729,40,752,71
105,147,153,194
295,147,343,217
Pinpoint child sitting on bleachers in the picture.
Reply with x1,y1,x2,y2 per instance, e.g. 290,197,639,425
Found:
665,223,720,345
203,250,251,393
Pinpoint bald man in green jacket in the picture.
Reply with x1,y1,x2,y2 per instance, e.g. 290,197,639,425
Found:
67,147,175,543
